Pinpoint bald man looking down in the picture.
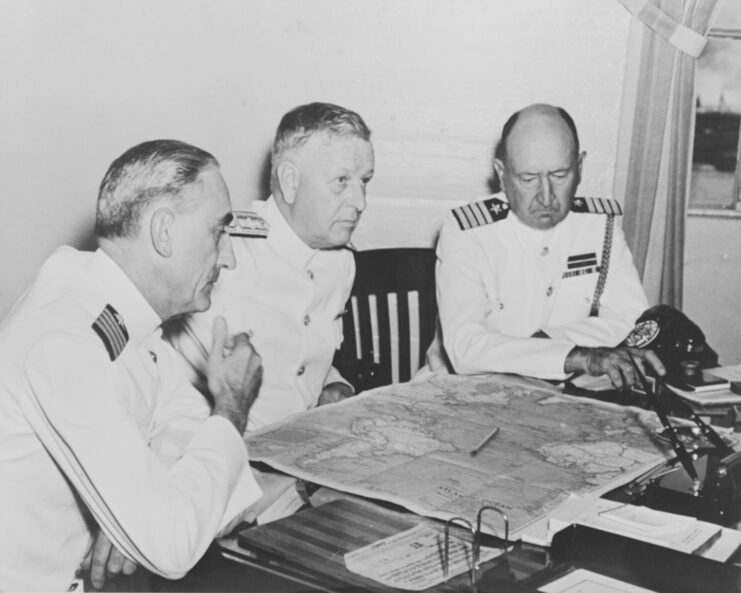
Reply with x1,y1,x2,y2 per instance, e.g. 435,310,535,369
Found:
435,103,664,388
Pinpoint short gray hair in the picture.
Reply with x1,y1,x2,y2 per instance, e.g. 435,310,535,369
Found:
270,102,371,195
95,139,219,239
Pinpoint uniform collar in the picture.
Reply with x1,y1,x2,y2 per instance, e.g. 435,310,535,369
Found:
89,248,162,343
265,196,319,268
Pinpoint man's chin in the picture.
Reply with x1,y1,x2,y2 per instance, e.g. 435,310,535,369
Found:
527,211,566,230
327,229,355,248
525,217,557,230
191,291,213,314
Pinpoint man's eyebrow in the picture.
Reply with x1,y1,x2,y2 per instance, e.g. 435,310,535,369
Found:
517,166,572,176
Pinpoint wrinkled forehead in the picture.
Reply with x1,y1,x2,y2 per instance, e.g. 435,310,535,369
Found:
295,131,374,167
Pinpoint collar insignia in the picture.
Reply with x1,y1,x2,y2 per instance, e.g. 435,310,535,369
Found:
228,211,269,238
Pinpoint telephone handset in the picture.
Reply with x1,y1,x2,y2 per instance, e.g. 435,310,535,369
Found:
620,305,719,386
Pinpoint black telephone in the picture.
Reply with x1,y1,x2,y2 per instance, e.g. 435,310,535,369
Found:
621,305,719,386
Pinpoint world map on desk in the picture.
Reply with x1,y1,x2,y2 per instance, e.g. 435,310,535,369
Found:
245,374,670,537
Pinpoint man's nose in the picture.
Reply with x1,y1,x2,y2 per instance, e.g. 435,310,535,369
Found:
219,235,237,270
349,181,367,213
535,175,554,206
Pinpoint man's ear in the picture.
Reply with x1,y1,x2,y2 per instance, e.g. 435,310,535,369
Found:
150,207,175,257
576,150,586,183
493,158,506,183
276,160,299,205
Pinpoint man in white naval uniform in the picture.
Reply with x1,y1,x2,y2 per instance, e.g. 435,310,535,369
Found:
436,104,664,389
0,140,264,591
166,103,375,518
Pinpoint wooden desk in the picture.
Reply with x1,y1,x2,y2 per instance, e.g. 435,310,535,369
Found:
223,494,741,593
222,496,544,593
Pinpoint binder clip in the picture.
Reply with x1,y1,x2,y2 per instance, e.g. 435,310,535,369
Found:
443,517,476,591
443,507,511,592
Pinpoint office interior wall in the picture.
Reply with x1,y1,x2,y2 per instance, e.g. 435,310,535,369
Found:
1,0,629,319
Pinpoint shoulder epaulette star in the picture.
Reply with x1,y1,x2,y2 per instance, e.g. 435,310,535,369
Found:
91,304,129,361
452,197,510,231
571,197,623,215
228,211,269,238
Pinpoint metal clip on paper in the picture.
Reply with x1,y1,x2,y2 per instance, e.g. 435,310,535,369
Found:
443,507,510,592
475,506,509,570
443,517,476,591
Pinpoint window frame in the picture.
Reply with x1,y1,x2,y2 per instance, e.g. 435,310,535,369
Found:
689,26,741,217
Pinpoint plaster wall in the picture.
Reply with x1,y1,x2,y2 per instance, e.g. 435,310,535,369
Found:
0,0,630,317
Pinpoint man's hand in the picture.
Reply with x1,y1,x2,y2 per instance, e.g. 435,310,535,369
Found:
81,530,137,590
565,346,665,389
208,316,262,434
318,382,354,405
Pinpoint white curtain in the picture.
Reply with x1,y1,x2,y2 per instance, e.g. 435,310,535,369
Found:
614,0,723,307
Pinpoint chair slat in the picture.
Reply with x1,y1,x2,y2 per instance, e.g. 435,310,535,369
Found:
397,291,412,382
376,291,392,387
333,248,438,393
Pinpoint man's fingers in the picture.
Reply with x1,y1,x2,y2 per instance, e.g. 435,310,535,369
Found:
210,316,228,358
620,360,636,389
606,366,625,390
230,332,251,353
583,346,665,389
639,349,666,377
90,532,113,588
106,546,126,576
122,558,138,576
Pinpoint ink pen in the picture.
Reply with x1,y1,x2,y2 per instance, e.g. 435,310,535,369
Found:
469,426,500,456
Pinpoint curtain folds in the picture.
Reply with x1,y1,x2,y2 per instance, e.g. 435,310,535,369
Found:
615,0,722,308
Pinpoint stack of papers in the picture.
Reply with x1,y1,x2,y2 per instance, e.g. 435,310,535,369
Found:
524,496,741,562
578,500,723,555
668,365,741,406
539,568,658,593
344,523,505,591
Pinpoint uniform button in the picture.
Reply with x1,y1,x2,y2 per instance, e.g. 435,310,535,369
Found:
148,351,157,364
546,286,554,297
307,269,314,280
541,246,549,256
303,314,311,326
297,365,306,376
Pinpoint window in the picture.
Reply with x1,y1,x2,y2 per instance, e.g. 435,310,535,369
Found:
690,2,741,211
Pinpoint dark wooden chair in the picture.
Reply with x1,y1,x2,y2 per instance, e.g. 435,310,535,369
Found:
333,248,438,393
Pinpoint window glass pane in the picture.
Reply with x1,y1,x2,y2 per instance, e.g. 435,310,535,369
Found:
690,6,741,209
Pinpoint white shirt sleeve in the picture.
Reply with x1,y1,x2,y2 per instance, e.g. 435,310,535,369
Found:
21,334,261,579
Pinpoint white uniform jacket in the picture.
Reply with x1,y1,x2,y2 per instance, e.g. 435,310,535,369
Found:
173,196,354,431
0,248,261,592
436,194,649,380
